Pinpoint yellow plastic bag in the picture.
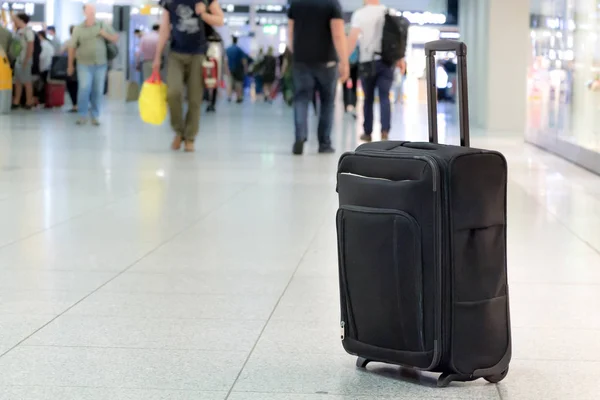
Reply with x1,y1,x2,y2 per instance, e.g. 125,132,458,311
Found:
0,47,12,91
138,71,167,125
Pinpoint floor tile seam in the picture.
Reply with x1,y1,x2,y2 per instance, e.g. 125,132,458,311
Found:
509,180,600,256
495,383,503,400
0,186,46,205
528,151,600,202
28,313,266,323
0,383,226,392
0,181,257,362
511,326,600,332
0,267,125,273
26,315,269,322
225,388,490,398
70,290,284,298
508,281,600,287
511,357,600,363
0,177,141,206
19,344,252,353
61,313,275,321
96,291,290,296
0,186,153,252
223,212,334,400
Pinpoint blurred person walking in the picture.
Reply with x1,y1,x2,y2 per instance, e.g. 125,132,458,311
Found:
46,26,62,54
38,31,55,81
225,36,248,103
261,46,277,101
139,23,160,82
11,13,36,109
62,26,79,113
347,0,406,141
67,4,119,125
287,0,349,155
153,0,224,152
343,44,359,116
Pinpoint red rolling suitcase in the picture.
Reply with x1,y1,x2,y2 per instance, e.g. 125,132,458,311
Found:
45,80,65,108
335,40,511,387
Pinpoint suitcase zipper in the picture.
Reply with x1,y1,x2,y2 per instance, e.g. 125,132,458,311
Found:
340,321,345,340
353,150,438,192
339,172,393,181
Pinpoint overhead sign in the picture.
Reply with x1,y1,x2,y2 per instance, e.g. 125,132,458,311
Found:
256,4,286,14
221,4,251,13
400,11,447,25
0,2,45,22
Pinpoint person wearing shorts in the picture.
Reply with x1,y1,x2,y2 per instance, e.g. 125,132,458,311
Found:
11,13,35,109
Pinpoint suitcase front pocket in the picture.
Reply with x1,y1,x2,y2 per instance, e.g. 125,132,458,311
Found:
337,205,425,353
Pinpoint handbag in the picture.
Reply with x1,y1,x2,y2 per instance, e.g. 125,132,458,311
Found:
126,81,140,102
139,71,167,125
50,55,68,81
100,22,118,61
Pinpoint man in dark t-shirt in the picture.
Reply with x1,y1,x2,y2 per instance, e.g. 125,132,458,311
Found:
154,0,224,152
287,0,348,155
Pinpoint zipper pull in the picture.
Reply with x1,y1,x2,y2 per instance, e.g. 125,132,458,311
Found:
340,321,345,340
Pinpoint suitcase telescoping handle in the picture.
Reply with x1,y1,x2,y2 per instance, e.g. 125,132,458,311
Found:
425,40,470,147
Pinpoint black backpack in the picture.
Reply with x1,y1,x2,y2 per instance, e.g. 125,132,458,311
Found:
380,10,409,66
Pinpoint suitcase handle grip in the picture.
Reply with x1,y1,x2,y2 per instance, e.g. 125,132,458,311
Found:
425,40,467,56
425,40,470,147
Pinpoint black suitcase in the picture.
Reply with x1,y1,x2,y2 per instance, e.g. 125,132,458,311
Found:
336,40,511,387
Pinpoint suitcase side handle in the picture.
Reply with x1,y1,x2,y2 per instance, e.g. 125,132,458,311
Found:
425,40,470,147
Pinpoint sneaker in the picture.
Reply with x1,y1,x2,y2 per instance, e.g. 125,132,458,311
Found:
360,133,372,142
184,140,195,152
171,135,183,150
11,104,19,110
318,146,335,154
292,140,304,155
381,131,389,141
76,118,87,125
91,119,100,126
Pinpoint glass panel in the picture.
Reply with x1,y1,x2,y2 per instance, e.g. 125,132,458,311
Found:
527,0,600,153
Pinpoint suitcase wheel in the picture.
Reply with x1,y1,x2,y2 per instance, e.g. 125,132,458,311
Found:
484,367,509,384
356,357,372,369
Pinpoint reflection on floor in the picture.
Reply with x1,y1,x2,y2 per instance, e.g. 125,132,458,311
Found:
0,99,599,399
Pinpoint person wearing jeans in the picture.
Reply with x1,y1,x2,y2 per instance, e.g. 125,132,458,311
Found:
361,60,394,139
76,64,107,123
67,3,118,125
347,0,406,142
154,0,224,152
287,0,348,155
292,62,337,151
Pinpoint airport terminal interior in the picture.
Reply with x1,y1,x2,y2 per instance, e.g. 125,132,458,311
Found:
2,0,600,398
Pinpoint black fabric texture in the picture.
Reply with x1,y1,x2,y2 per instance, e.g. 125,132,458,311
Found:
337,206,424,352
336,140,511,376
287,0,343,64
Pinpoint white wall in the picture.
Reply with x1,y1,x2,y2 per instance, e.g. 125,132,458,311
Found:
460,0,530,132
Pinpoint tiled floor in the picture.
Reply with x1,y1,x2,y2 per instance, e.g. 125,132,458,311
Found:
0,97,599,399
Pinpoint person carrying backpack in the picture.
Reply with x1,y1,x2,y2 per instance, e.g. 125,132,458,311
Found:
10,12,36,109
343,44,359,115
347,0,407,142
